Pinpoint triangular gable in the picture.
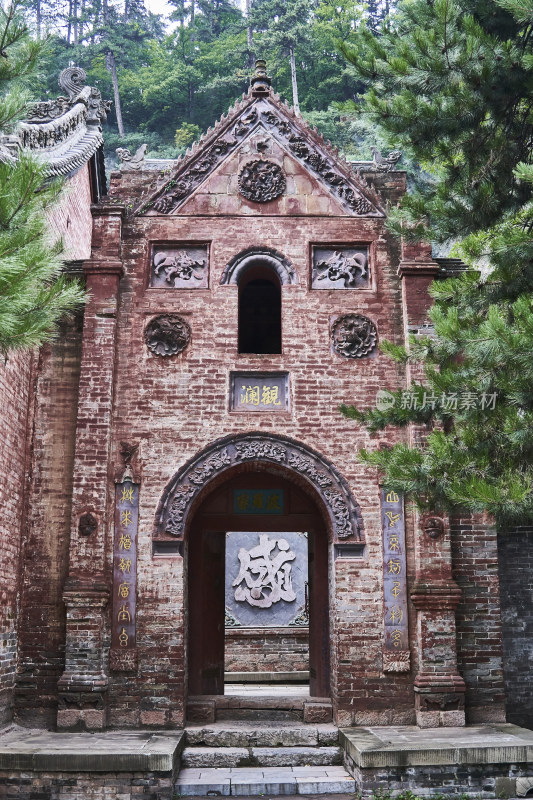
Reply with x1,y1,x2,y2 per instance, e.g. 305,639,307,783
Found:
137,93,385,218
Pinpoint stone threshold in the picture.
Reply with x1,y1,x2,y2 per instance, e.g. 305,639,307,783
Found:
340,723,533,768
0,726,184,772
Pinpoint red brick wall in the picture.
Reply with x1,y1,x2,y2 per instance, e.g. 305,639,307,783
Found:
450,515,506,722
15,317,84,726
225,628,309,674
46,166,93,262
101,158,415,727
0,351,33,724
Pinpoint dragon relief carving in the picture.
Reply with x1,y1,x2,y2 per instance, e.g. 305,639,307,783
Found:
158,435,362,542
332,314,378,359
238,159,286,203
312,248,369,289
151,247,208,288
144,314,191,357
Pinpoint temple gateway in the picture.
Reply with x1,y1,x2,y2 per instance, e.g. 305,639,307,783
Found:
1,62,532,799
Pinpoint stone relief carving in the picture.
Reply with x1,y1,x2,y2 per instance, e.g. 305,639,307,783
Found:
116,143,147,171
151,246,208,289
382,649,410,673
143,99,382,217
151,111,258,214
332,314,378,359
221,247,296,286
224,608,241,627
59,66,87,101
78,512,97,537
144,314,191,357
261,110,379,216
288,608,310,627
312,247,369,290
154,433,363,543
422,516,445,540
232,534,296,608
238,159,286,202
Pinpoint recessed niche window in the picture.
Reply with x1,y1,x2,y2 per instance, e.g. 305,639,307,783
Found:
238,267,282,354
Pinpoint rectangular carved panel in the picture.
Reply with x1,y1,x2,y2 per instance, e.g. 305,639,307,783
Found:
225,531,308,628
311,245,370,289
381,488,410,671
111,479,139,664
230,372,290,412
150,244,209,288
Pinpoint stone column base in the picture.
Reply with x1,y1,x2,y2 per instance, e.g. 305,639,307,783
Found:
415,688,465,728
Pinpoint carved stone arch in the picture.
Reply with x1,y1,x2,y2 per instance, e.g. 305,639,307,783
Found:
153,432,364,543
220,247,298,286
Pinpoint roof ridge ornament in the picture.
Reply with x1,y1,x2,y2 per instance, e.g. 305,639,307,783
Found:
58,66,87,102
250,59,271,97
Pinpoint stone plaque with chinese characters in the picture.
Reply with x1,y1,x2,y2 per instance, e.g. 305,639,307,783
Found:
230,372,289,412
150,244,208,289
233,489,284,515
111,480,138,657
381,489,410,670
225,531,308,628
312,246,370,290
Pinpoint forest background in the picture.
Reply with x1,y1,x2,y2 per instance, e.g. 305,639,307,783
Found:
20,0,394,166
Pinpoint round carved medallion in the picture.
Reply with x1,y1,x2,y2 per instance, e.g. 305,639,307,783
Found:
238,159,286,203
332,313,377,359
144,314,191,357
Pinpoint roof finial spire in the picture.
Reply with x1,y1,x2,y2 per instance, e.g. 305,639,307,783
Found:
250,59,271,97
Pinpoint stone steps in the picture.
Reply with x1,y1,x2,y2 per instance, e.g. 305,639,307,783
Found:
187,694,332,724
181,745,343,769
185,722,339,748
175,766,356,796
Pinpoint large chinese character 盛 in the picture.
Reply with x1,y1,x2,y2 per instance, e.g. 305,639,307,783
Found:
233,534,296,608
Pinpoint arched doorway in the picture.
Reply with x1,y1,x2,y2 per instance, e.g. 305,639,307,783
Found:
187,468,330,698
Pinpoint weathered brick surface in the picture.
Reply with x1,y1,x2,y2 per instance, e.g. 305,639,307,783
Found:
0,351,33,725
46,166,93,261
450,516,506,723
497,526,533,728
0,769,175,800
225,628,309,673
15,318,83,726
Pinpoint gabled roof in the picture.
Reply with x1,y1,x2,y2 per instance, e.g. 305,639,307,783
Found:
138,88,385,218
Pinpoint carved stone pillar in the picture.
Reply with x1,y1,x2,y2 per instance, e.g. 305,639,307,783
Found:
57,205,124,731
411,513,466,728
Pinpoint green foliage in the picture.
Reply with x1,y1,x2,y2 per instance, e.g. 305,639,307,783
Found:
0,2,85,355
340,0,533,525
174,121,201,149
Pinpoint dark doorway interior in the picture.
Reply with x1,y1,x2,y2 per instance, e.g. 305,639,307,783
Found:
187,470,329,698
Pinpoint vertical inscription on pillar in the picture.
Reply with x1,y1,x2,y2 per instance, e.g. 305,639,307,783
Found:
381,489,410,672
111,479,139,671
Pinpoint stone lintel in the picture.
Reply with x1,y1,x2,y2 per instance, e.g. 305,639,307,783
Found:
339,724,533,769
90,203,126,218
82,259,124,278
0,729,184,772
397,260,440,278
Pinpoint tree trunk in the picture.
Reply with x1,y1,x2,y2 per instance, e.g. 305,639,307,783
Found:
245,0,254,68
107,49,125,137
73,0,78,44
67,0,73,43
36,0,41,39
289,44,300,115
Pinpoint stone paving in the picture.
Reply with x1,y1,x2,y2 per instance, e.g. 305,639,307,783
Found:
175,765,356,796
